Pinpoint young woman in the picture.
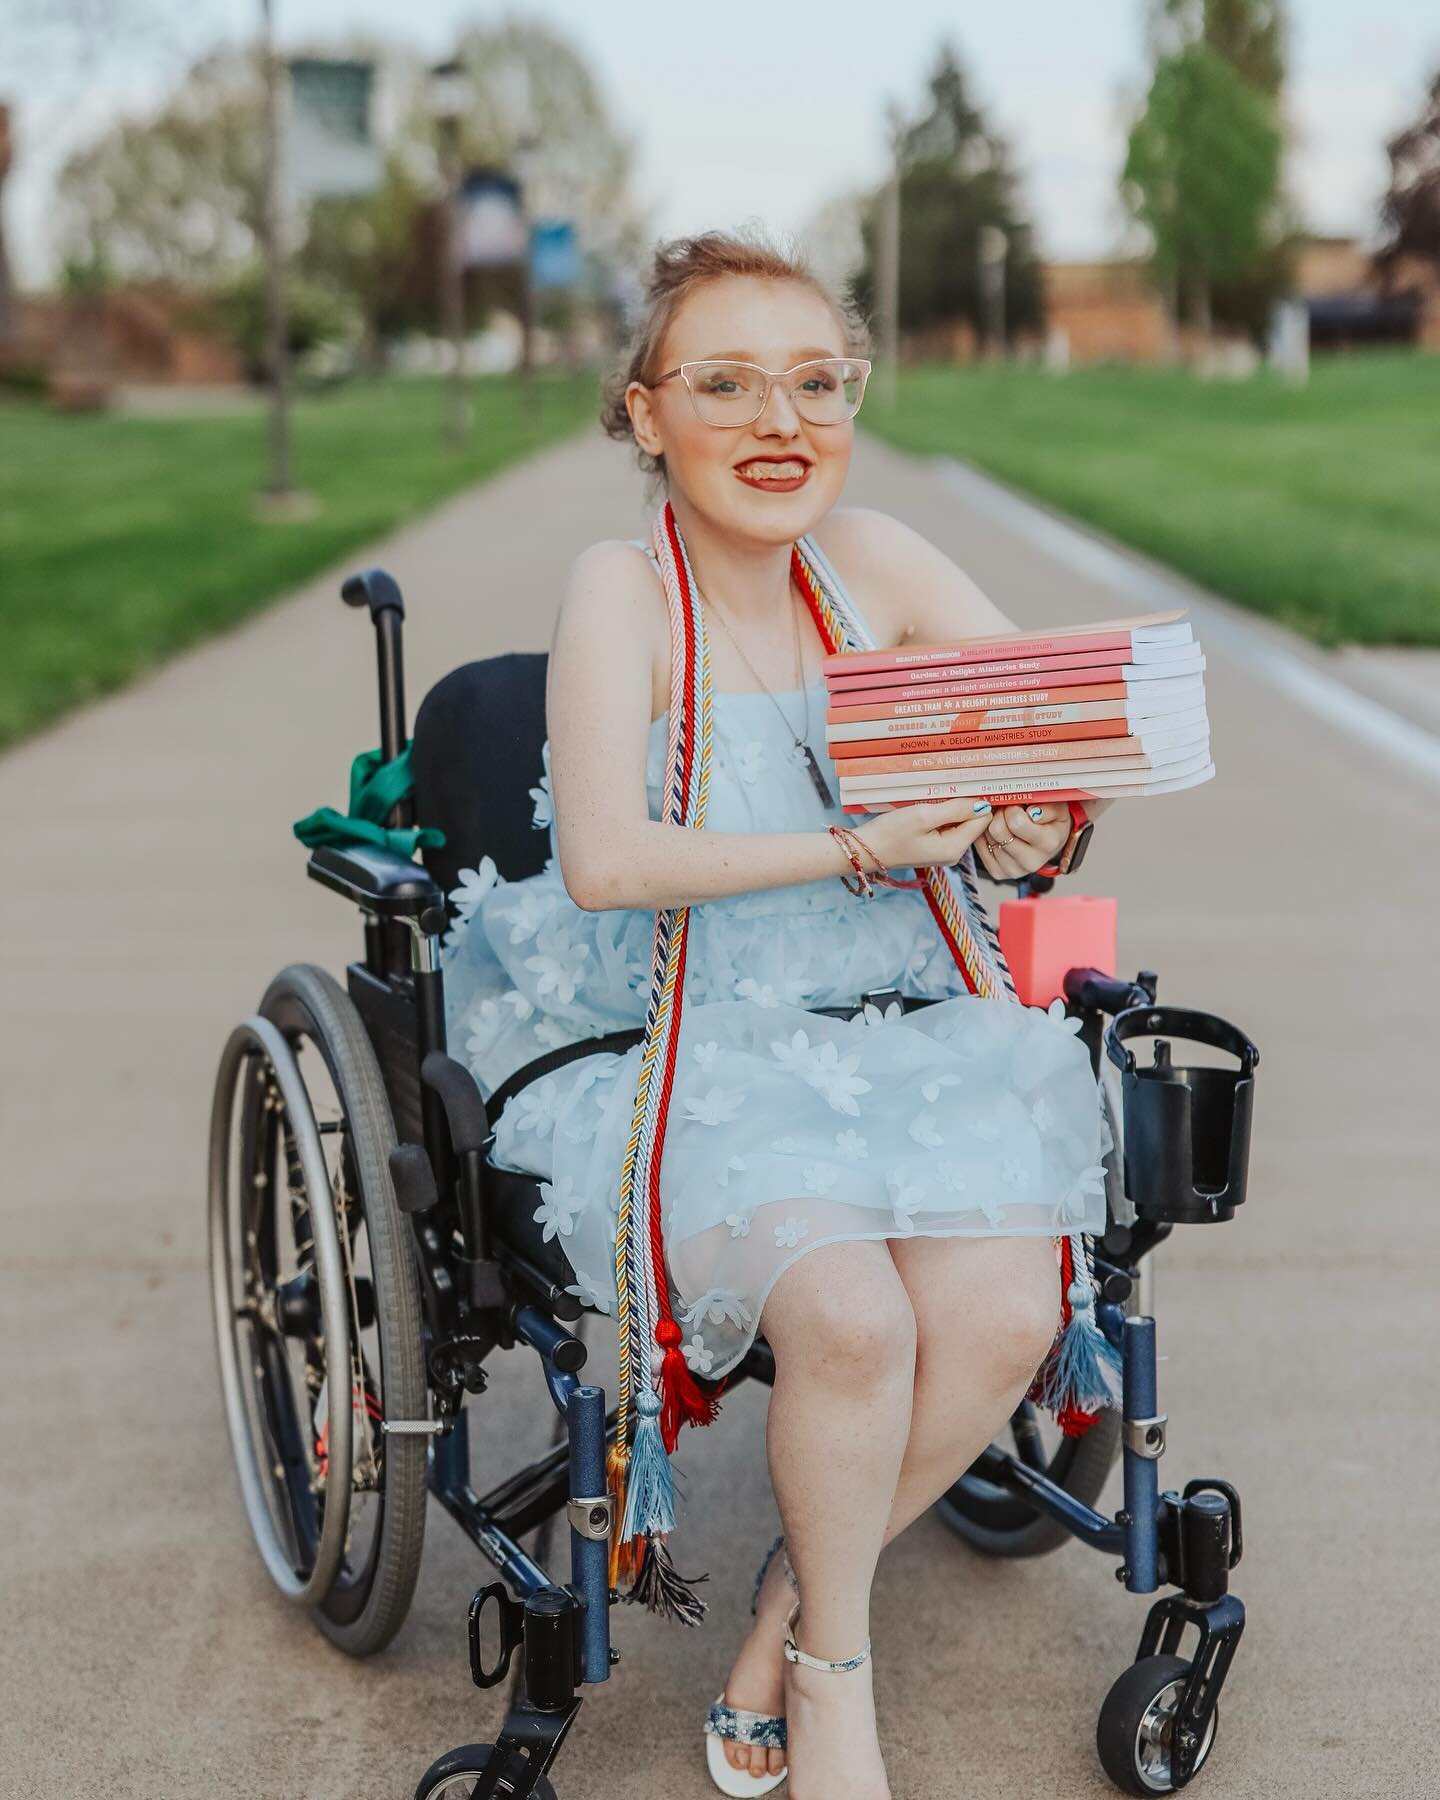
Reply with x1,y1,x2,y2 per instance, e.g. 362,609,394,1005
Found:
441,228,1113,1800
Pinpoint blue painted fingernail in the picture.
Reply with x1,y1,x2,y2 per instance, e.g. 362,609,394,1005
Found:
1028,806,1044,820
973,801,991,813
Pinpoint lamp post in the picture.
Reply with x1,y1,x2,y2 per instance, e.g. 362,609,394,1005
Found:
429,59,474,447
259,0,293,498
978,223,1009,361
0,105,14,346
876,102,903,410
511,128,542,408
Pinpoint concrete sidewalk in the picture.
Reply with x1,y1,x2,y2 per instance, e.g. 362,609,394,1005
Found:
3,428,1436,1799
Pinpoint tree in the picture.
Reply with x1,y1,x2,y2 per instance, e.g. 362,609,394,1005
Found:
54,47,267,285
852,44,1043,350
1121,40,1283,337
50,19,648,342
1149,0,1286,96
1374,72,1440,285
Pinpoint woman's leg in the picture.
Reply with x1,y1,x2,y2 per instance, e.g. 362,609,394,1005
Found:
720,1236,916,1792
722,1231,1061,1783
878,1231,1064,1547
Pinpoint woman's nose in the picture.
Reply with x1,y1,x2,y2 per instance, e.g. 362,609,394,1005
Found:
753,379,803,435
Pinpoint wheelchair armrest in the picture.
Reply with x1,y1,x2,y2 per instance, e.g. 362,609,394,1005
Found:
421,1051,489,1153
306,843,445,924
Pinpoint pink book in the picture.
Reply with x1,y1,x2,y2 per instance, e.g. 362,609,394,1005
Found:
839,742,1209,796
827,674,1204,727
830,716,1163,760
837,722,1207,777
827,699,1209,755
827,656,1205,705
841,758,1217,811
827,642,1202,695
823,610,1191,679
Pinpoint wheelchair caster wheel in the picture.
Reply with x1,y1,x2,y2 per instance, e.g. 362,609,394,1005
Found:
1096,1654,1219,1794
414,1744,558,1800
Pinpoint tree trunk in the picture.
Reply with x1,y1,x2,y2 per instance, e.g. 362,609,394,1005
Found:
1160,267,1181,365
1191,272,1212,343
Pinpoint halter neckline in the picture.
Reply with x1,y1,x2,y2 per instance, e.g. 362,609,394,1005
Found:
648,672,826,729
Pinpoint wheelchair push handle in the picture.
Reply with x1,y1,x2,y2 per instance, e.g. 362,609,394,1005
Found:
341,567,405,620
341,566,410,776
1063,964,1158,1017
1105,1003,1261,1226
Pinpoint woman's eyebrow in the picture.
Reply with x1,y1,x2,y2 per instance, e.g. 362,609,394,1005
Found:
702,347,840,363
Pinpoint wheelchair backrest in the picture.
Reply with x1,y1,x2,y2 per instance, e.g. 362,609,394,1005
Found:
411,652,551,912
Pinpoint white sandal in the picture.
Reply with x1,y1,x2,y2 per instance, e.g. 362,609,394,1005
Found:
703,1536,798,1797
781,1601,872,1676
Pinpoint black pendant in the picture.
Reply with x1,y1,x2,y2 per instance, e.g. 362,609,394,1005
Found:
801,744,835,809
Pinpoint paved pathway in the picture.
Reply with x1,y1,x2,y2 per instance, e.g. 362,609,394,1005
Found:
3,429,1436,1799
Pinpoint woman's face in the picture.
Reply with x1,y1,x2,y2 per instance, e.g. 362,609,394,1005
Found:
626,276,855,545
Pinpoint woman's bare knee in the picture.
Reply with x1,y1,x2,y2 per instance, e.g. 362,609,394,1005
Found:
761,1239,916,1388
893,1232,1061,1388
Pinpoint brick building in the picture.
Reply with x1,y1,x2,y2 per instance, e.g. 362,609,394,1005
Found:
1,284,242,405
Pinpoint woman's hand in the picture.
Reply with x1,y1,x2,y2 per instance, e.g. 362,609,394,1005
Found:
972,802,1070,881
850,796,1005,872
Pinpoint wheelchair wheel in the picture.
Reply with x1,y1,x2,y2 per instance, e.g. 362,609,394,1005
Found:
1096,1654,1219,1794
414,1746,558,1800
209,962,428,1655
933,1080,1136,1558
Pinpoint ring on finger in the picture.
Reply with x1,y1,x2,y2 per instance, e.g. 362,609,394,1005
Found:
989,832,1016,848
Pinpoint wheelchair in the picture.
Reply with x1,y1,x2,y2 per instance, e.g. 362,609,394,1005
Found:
207,566,1259,1798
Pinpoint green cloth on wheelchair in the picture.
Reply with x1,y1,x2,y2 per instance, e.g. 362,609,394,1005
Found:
292,740,447,859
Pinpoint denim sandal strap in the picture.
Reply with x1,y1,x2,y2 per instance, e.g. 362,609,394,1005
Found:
750,1534,800,1616
705,1698,788,1750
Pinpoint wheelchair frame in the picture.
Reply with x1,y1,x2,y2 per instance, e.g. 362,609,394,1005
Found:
212,569,1256,1799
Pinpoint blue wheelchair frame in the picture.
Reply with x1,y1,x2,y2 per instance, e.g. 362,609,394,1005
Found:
297,571,1255,1799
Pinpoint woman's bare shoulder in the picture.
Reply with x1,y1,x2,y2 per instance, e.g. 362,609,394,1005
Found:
555,538,670,719
810,506,1016,641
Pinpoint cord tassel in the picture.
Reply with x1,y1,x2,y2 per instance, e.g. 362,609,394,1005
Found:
655,1319,724,1453
606,1439,638,1587
619,1389,676,1542
1039,1273,1124,1420
622,1533,710,1627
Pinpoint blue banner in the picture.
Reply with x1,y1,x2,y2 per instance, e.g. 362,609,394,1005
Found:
529,219,580,291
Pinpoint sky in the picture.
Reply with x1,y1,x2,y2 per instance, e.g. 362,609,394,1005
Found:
8,0,1438,284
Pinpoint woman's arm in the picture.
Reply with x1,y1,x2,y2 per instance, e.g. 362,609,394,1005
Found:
545,543,856,911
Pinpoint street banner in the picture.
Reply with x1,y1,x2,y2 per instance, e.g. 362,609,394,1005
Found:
529,219,579,291
285,58,381,200
460,169,527,268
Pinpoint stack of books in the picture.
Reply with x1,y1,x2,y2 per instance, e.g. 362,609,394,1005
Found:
823,609,1215,813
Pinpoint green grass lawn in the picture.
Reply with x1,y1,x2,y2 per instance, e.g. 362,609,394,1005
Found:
0,371,597,749
861,350,1439,648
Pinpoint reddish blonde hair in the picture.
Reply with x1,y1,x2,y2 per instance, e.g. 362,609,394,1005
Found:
599,223,872,494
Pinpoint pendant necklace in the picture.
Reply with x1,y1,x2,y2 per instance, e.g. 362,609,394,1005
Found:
701,575,836,810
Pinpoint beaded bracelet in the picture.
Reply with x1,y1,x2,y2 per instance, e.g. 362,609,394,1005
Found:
828,824,875,897
827,824,926,896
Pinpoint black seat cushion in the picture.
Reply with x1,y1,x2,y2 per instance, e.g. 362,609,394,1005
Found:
411,652,552,915
486,1162,579,1291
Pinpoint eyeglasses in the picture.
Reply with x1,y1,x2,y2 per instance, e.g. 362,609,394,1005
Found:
645,357,871,427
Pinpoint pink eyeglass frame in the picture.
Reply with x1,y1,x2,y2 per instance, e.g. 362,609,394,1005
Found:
643,356,873,426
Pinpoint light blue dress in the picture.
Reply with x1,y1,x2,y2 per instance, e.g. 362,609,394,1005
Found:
441,589,1112,1381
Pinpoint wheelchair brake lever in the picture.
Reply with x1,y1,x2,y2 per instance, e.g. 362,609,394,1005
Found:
469,1582,525,1688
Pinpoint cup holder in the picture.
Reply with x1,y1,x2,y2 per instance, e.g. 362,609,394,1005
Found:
1105,1005,1260,1224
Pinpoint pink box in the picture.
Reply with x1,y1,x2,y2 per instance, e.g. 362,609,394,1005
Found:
997,894,1118,1008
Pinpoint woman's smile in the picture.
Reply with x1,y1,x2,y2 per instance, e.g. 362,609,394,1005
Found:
733,455,813,492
